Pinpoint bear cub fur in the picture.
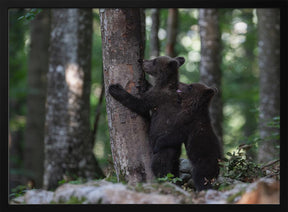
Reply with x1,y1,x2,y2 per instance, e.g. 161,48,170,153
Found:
109,56,185,178
154,82,222,191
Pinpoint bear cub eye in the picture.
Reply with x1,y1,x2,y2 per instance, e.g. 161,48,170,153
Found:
188,85,194,90
153,59,157,65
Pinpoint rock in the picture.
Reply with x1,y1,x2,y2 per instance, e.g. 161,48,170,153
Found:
179,173,191,182
21,180,179,204
205,177,280,204
55,182,178,204
179,158,193,173
236,178,280,204
179,158,194,188
205,183,248,204
9,195,25,204
24,190,54,204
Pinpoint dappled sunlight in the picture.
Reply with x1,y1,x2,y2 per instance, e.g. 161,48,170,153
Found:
223,104,246,149
233,22,247,34
158,28,167,40
65,63,84,97
94,139,105,158
188,51,200,62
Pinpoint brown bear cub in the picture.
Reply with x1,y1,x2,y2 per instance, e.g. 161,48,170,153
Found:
109,56,185,178
154,82,222,191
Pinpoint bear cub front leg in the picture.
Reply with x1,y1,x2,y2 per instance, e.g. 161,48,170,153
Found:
109,84,128,101
108,84,150,120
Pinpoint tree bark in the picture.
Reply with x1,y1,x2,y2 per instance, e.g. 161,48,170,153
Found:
199,9,223,156
23,9,50,188
165,9,178,57
257,9,280,163
100,8,154,184
150,9,160,58
43,9,103,190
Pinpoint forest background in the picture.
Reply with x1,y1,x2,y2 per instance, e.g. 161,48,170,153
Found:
8,8,280,193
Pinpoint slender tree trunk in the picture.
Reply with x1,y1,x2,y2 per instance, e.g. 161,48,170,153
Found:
43,9,103,190
165,8,178,57
150,9,160,58
8,9,27,192
257,9,280,163
199,9,223,156
24,9,50,188
100,8,154,184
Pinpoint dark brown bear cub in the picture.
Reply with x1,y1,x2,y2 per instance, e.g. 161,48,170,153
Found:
109,56,185,178
154,82,222,191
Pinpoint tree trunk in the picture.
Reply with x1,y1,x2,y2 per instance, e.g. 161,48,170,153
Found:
150,9,160,58
43,9,103,190
100,8,154,184
199,9,223,156
257,9,280,163
23,9,50,189
8,9,27,192
165,8,178,57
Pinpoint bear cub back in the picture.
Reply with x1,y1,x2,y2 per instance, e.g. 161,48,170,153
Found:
177,82,222,191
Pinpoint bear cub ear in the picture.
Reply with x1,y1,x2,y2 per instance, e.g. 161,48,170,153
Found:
168,57,185,69
175,57,185,67
204,88,216,98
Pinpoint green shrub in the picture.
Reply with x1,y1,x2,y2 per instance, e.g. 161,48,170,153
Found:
157,173,183,184
219,144,264,183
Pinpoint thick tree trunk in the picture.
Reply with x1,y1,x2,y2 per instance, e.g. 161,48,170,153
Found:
257,9,280,163
23,9,50,188
43,9,103,190
199,9,223,156
165,9,178,57
150,9,160,58
100,8,154,184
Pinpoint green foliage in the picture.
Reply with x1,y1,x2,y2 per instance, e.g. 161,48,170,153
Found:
105,175,118,184
266,116,280,141
157,173,183,184
9,9,30,182
18,8,42,22
219,144,264,182
9,185,28,198
219,9,259,152
57,172,89,186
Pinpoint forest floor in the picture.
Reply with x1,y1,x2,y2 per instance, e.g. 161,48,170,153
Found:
10,157,281,205
10,175,279,204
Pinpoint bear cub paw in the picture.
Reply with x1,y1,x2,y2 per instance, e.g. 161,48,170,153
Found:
108,84,126,98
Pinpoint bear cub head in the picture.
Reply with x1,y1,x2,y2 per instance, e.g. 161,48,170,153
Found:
139,56,185,82
177,82,218,111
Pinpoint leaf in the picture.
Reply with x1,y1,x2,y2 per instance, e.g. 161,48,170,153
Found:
166,173,174,178
226,152,232,156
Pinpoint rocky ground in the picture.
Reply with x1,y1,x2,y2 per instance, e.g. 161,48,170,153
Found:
10,177,279,204
10,159,280,204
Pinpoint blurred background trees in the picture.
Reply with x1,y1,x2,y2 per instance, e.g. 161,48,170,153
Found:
256,9,280,163
43,9,104,190
9,8,280,193
23,9,50,189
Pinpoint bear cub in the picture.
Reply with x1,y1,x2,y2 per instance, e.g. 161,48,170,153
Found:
154,82,222,191
109,56,185,178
